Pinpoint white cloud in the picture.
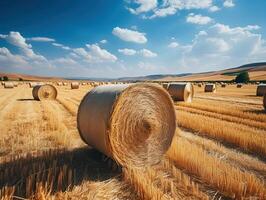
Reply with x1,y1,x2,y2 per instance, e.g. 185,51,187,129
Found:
130,0,214,18
138,61,156,70
223,0,234,7
86,44,117,62
27,37,55,42
179,23,266,71
118,48,137,55
139,48,157,57
0,47,28,68
127,0,157,14
100,39,107,44
0,31,46,61
52,42,71,50
186,13,213,25
168,42,179,48
52,57,77,65
209,5,220,12
112,27,147,43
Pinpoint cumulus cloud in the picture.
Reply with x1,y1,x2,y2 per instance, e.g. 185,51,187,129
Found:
118,48,157,57
186,13,213,25
128,0,214,18
0,47,28,68
223,0,234,7
86,44,117,62
168,42,179,48
0,31,46,61
127,0,157,14
112,27,147,43
27,37,55,42
209,5,220,12
118,48,137,55
100,39,107,44
178,23,266,71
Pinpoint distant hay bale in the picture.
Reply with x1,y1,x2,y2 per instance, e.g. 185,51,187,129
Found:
57,82,63,86
198,83,202,87
256,84,266,96
32,84,57,101
13,82,18,87
71,82,79,89
63,82,68,86
82,82,86,85
221,83,226,88
29,82,37,88
237,84,243,88
77,83,176,168
4,82,14,89
204,84,216,93
162,83,169,90
167,82,194,102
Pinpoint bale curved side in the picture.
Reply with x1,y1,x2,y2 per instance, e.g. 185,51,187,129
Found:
256,84,266,96
204,84,216,93
77,83,176,168
263,94,266,111
167,82,194,102
71,82,79,89
32,84,57,101
4,82,14,89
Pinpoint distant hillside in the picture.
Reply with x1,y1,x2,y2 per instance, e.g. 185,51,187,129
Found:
1,62,266,82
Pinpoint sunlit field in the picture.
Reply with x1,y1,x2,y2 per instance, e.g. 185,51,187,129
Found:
0,82,265,200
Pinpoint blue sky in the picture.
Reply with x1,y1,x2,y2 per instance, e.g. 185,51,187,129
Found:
0,0,266,78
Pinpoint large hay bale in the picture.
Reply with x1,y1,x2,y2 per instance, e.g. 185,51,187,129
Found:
256,84,266,96
167,82,194,102
71,82,79,89
204,84,216,93
32,84,57,101
4,82,14,89
77,83,176,168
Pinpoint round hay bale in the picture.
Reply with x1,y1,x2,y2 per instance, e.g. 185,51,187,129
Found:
57,82,63,86
256,84,266,96
71,82,79,89
4,82,14,89
29,82,37,88
77,83,176,168
162,83,169,90
32,84,57,101
221,83,226,88
63,82,68,86
204,84,216,93
263,94,266,111
167,82,194,102
13,82,18,87
198,83,202,87
237,84,243,88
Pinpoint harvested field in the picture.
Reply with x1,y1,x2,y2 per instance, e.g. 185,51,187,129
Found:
0,83,265,200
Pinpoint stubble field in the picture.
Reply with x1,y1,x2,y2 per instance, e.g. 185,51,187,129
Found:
0,83,265,200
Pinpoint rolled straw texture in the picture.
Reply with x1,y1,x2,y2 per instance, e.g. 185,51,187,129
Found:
4,82,14,89
77,83,176,168
256,84,266,96
167,82,194,102
32,84,57,101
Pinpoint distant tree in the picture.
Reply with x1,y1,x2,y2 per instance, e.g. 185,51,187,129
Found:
19,78,23,81
235,71,250,83
0,77,2,81
3,76,8,81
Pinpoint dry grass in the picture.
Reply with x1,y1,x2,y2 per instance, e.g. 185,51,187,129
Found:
0,84,266,199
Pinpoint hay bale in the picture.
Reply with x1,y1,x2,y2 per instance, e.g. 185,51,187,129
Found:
13,82,18,87
77,83,176,168
263,94,266,111
32,84,57,101
256,84,266,96
204,84,216,93
63,82,68,86
221,83,226,88
29,82,37,88
198,83,202,87
57,82,63,86
71,82,79,89
4,82,14,89
167,82,194,102
237,84,243,88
